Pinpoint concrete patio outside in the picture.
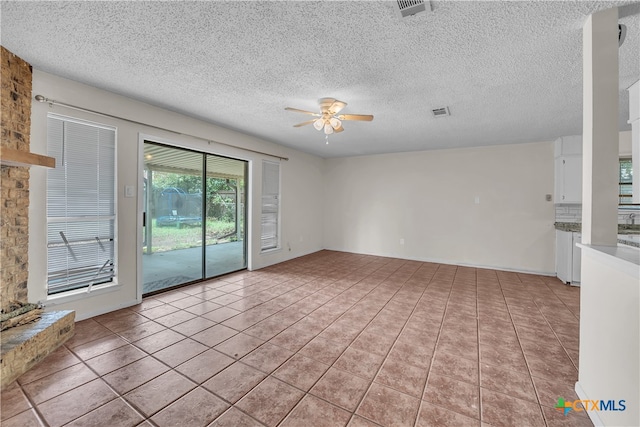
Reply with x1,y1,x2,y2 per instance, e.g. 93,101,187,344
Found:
142,241,245,294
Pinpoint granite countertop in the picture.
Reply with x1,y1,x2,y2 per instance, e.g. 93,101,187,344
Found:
554,222,640,248
617,234,640,248
554,222,640,234
554,222,582,232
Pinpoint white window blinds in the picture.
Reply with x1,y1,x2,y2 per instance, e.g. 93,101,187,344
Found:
46,115,116,294
261,161,280,251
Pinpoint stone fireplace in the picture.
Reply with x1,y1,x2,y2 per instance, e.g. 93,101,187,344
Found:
1,46,31,311
1,46,74,390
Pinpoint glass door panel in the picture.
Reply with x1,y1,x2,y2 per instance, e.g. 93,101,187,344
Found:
142,142,247,295
142,143,203,294
205,155,247,278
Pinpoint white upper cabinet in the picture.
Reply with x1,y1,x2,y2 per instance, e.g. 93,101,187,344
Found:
554,135,582,156
629,80,639,123
554,136,582,204
629,80,639,204
555,156,583,203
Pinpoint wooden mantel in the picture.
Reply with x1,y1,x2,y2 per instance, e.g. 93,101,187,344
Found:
0,147,55,168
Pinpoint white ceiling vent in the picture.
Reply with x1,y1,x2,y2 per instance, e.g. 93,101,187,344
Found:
431,107,450,118
396,0,430,18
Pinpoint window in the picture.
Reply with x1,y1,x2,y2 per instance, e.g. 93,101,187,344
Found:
261,161,280,251
46,115,116,294
620,158,632,204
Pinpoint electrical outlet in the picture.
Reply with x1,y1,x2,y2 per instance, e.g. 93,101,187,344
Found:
545,194,552,202
400,238,405,245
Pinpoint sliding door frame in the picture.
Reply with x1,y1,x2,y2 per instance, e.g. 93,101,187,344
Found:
136,133,250,300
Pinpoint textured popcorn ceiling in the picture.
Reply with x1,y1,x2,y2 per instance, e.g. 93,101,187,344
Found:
1,1,638,158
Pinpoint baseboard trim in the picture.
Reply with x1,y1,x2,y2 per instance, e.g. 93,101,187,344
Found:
575,381,605,427
74,298,141,321
253,247,323,270
322,248,556,277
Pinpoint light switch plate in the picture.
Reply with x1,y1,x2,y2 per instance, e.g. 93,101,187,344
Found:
124,185,135,198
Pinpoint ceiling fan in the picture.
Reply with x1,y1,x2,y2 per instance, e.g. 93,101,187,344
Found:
285,98,374,135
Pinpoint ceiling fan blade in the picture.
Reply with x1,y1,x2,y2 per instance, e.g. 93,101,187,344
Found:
334,124,344,133
328,100,347,114
293,120,316,127
285,107,321,116
337,114,374,121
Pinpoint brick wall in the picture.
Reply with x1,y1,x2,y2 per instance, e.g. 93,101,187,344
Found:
1,46,32,313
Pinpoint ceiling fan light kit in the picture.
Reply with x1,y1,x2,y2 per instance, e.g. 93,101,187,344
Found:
286,97,373,138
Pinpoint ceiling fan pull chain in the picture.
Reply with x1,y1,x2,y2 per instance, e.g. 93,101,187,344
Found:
325,134,329,145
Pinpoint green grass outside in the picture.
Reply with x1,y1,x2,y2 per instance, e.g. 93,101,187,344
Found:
145,218,237,253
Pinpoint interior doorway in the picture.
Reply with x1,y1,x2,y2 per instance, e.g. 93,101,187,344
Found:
142,142,247,295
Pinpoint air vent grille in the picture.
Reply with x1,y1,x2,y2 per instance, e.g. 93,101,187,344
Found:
431,107,450,118
396,0,428,18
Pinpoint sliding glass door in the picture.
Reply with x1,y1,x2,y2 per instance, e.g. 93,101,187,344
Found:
205,155,246,277
142,142,247,295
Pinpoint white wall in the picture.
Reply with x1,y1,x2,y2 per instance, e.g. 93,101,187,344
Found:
576,246,639,427
28,71,324,320
25,72,570,320
323,142,556,274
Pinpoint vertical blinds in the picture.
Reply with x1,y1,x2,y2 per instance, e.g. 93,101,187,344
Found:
261,161,280,251
46,115,116,294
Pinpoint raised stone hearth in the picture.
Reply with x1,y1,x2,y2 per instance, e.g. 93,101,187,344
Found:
1,310,75,389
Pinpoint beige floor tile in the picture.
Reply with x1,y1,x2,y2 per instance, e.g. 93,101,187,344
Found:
3,252,582,427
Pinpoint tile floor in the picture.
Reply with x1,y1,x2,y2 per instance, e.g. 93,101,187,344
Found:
1,251,591,426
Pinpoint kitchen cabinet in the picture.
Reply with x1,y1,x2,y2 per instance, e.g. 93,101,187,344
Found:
571,232,581,284
554,156,582,203
629,80,639,203
554,135,582,157
554,136,582,204
556,230,581,285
